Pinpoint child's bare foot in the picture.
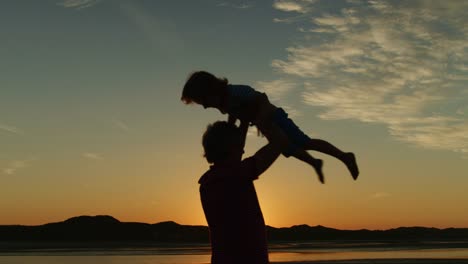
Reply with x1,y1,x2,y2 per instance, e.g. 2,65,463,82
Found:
343,152,359,180
313,159,324,184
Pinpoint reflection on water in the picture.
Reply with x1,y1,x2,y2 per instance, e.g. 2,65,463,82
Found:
0,255,209,264
270,248,468,262
1,243,468,264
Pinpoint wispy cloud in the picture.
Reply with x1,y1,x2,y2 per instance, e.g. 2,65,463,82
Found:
272,0,317,23
271,0,468,155
112,118,130,132
273,0,316,13
119,1,183,53
254,79,303,118
0,123,23,135
247,126,260,137
82,152,103,160
281,105,302,118
217,1,254,9
255,79,297,102
3,158,36,175
457,106,468,116
57,0,102,10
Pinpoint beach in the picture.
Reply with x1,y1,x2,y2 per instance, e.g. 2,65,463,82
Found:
1,257,468,264
1,246,468,264
1,240,468,264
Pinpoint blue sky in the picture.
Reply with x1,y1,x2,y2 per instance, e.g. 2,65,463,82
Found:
1,0,467,228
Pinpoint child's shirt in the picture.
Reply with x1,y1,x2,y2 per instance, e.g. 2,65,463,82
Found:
226,84,262,122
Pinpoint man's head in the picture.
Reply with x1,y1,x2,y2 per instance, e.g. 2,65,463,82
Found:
202,121,243,164
181,71,228,109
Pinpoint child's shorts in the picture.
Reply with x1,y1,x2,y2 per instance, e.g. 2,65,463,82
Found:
273,108,310,157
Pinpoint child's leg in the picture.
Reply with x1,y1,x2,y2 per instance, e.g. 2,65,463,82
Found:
304,138,344,157
256,120,325,183
267,107,359,180
290,149,324,184
304,139,359,180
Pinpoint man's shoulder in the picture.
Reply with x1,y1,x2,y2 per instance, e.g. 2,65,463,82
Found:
240,157,260,180
198,167,216,185
198,158,259,185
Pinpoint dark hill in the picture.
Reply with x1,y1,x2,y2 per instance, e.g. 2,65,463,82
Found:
0,216,208,243
1,215,468,244
62,215,120,225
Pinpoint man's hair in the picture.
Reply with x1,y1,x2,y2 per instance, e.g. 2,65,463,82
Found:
202,121,241,164
181,71,228,104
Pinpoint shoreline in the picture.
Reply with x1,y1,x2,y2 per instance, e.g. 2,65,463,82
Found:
2,240,468,250
1,242,468,263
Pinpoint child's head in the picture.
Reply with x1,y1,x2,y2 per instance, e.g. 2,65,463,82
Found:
202,121,243,164
181,71,228,106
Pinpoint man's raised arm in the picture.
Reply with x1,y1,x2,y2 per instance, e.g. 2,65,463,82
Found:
239,120,249,150
252,122,289,176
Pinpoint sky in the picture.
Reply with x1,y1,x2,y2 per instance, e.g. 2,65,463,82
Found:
1,0,467,230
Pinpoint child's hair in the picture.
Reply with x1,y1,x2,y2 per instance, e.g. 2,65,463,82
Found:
181,71,228,104
202,121,241,163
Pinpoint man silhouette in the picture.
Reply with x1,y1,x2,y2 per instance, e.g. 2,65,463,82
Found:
198,120,287,264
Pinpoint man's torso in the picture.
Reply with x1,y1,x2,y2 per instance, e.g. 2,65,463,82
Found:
199,158,268,263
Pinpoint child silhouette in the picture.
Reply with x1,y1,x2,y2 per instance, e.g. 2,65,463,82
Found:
182,71,359,183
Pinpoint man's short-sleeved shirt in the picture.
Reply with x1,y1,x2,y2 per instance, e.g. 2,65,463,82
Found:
198,157,269,264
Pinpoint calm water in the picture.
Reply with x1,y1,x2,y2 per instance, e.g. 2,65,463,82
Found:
1,242,468,264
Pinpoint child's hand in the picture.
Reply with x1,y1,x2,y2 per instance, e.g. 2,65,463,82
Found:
228,114,237,125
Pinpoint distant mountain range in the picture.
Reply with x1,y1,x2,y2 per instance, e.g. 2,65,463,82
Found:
1,215,468,244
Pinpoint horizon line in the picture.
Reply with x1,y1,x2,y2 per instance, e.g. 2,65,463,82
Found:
2,215,467,231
